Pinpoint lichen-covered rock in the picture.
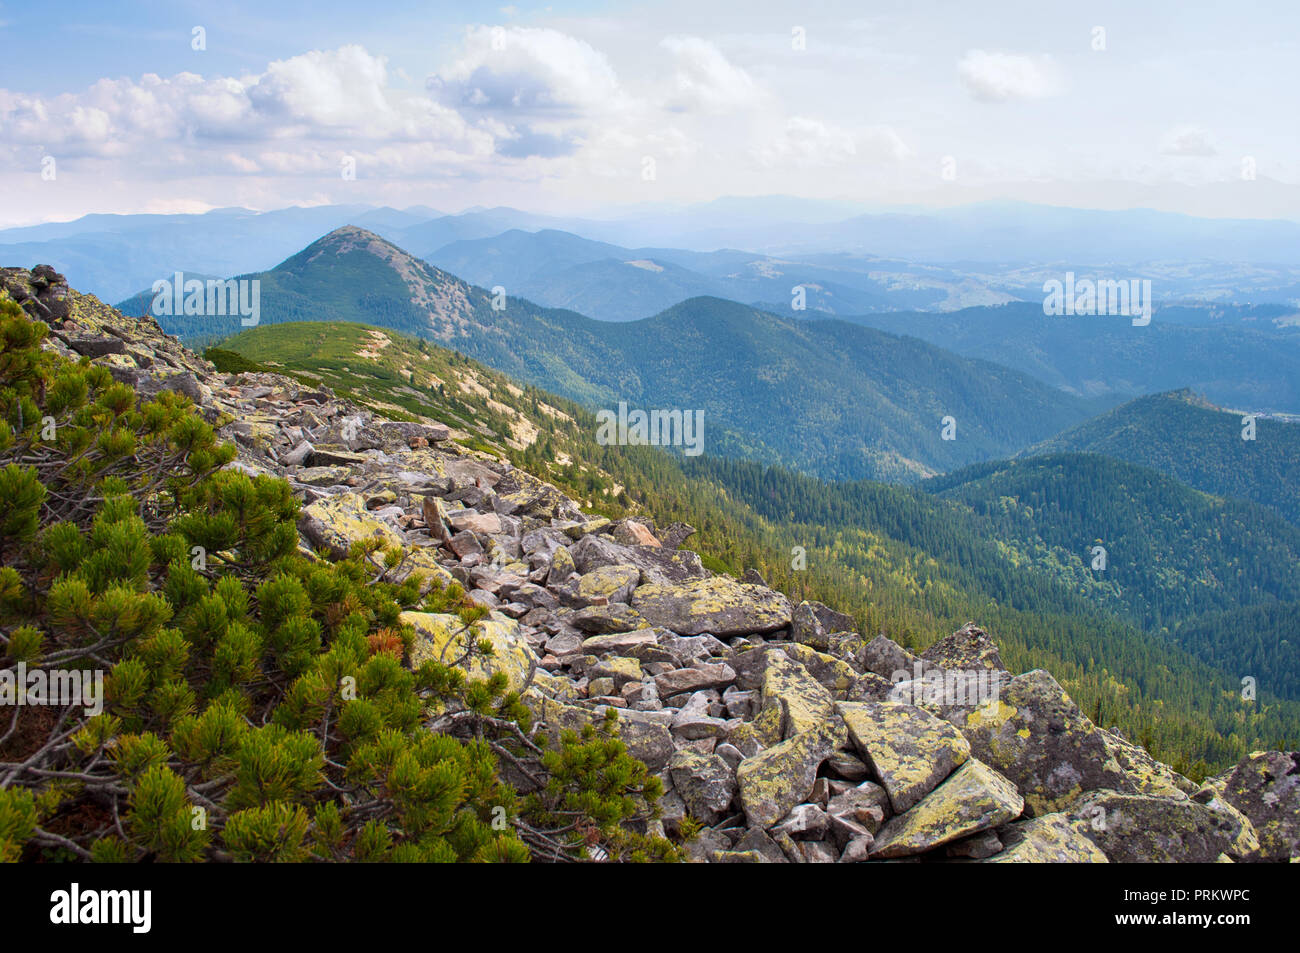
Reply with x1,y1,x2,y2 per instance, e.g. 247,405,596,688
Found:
980,813,1108,863
298,492,404,558
524,693,674,773
404,610,536,693
790,600,855,651
554,564,640,608
783,643,858,695
632,576,793,637
759,650,835,739
569,602,647,634
732,826,788,863
1099,727,1198,800
572,533,708,585
837,700,971,813
1192,786,1262,860
736,726,840,829
1214,751,1300,861
870,758,1024,858
668,750,737,824
1068,790,1236,863
726,705,783,756
921,622,1007,673
858,634,921,680
545,544,575,585
957,669,1132,815
588,655,643,688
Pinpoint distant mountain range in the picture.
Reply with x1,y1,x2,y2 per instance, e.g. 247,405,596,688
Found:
12,198,1300,308
836,302,1300,412
157,225,1099,482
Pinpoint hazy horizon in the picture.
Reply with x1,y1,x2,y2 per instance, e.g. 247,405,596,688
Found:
3,0,1299,227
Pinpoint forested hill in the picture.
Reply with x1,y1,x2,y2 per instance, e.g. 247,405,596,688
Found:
144,226,1097,483
217,319,1300,774
1028,389,1300,526
925,452,1300,696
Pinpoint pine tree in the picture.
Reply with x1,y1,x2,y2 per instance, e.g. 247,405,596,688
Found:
0,294,678,863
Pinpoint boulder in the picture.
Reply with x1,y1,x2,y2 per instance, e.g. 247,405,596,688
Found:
554,564,640,609
612,519,660,547
580,629,659,655
299,492,404,559
632,577,793,637
736,727,840,829
569,605,650,634
980,814,1108,863
447,508,502,535
870,759,1024,858
404,611,536,693
759,651,835,739
956,669,1132,815
668,750,737,824
545,544,576,585
858,634,921,681
1214,751,1300,861
782,643,858,695
790,600,856,651
654,662,737,696
1068,790,1236,863
572,533,708,585
920,622,1007,673
837,700,971,813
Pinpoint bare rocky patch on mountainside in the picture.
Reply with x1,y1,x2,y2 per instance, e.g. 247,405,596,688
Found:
8,263,1298,864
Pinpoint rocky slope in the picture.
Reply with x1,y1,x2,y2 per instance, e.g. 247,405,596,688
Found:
7,263,1297,863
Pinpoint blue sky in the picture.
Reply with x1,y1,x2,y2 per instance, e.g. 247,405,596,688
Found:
2,0,1298,226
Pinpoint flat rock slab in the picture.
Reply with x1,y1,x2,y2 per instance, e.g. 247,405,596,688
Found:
632,576,792,637
580,629,659,654
736,728,839,829
837,700,970,813
654,662,737,696
957,669,1131,816
1067,790,1237,863
761,651,835,739
870,758,1023,858
979,814,1108,863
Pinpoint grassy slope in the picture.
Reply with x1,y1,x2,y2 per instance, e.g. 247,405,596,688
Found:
217,320,1300,777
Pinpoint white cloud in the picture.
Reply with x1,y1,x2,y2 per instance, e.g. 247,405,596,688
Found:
1160,125,1217,157
0,45,494,171
429,26,632,158
432,26,627,116
754,117,909,168
957,50,1062,103
660,36,761,113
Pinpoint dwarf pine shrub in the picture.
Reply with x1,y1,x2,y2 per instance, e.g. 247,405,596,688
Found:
0,293,676,863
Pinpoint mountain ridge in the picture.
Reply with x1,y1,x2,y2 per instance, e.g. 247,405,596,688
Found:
5,264,1297,863
143,226,1101,483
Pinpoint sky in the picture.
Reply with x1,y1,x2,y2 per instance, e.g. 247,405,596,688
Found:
2,0,1298,226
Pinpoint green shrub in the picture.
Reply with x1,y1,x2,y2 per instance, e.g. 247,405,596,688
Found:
0,294,677,863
